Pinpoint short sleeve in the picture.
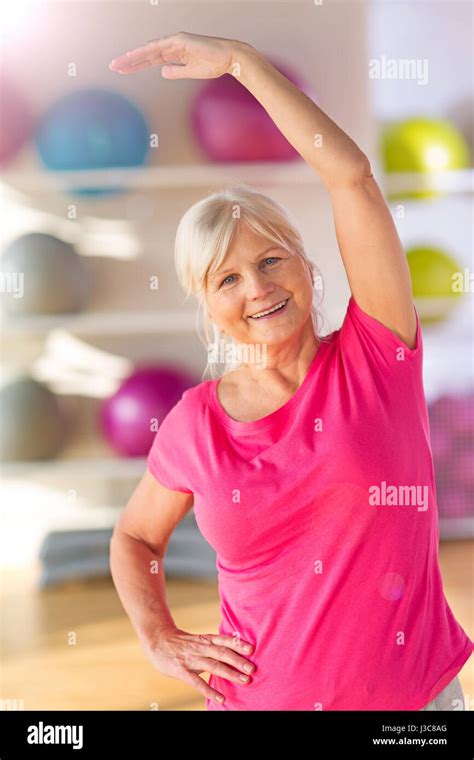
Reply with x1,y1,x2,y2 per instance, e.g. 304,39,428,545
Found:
147,393,194,494
340,295,423,368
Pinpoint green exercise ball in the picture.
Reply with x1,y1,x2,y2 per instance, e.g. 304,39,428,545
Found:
406,246,464,323
382,117,470,200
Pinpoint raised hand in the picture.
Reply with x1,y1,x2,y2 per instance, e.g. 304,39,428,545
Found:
109,31,240,79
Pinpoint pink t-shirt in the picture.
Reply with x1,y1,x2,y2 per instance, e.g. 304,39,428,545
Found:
147,295,473,710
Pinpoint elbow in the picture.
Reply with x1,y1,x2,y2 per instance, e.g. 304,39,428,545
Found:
360,153,374,179
326,152,374,192
110,524,168,558
350,152,374,184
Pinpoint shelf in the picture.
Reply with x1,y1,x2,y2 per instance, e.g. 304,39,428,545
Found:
0,397,165,481
1,163,473,194
0,160,325,192
2,303,472,345
1,309,197,335
383,168,474,196
1,456,148,479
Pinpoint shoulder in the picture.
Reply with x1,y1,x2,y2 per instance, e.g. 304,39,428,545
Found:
178,379,213,411
147,379,211,482
153,380,212,432
333,294,422,381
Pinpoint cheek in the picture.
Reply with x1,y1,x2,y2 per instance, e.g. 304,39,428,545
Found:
290,277,313,306
220,297,246,324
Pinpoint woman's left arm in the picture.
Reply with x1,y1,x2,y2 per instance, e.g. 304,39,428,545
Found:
230,43,417,349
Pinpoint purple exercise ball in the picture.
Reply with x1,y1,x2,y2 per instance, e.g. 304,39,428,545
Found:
190,58,317,162
100,365,197,457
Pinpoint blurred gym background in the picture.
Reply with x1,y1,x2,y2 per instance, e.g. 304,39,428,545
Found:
1,0,472,710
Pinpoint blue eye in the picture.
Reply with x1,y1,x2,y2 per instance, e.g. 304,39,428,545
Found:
219,257,280,288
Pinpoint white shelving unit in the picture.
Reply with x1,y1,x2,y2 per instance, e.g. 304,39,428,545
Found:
1,0,472,556
0,160,328,191
2,163,472,195
2,164,473,487
1,456,147,479
367,0,474,540
383,168,474,197
1,308,197,336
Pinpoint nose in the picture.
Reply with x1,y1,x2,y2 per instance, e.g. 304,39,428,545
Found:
244,269,276,302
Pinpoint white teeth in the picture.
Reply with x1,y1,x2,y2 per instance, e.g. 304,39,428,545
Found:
250,299,288,319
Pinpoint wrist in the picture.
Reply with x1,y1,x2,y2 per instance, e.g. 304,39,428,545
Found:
138,623,178,652
227,40,261,77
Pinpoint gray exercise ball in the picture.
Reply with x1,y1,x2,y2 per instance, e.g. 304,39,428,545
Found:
0,376,68,461
1,232,90,315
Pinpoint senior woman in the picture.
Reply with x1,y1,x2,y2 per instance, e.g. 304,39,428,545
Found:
108,32,472,711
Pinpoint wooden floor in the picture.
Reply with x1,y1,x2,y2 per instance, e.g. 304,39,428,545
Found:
1,540,473,711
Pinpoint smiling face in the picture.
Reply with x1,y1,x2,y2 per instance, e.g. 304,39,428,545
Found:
204,224,314,348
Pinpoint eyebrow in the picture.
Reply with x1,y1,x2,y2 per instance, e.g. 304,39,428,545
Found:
210,246,280,282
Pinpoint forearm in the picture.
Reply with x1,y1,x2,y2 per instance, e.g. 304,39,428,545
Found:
229,41,370,188
109,529,177,651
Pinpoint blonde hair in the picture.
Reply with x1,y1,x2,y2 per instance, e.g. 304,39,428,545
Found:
174,184,329,380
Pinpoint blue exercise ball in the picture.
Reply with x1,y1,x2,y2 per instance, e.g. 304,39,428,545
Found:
35,89,150,196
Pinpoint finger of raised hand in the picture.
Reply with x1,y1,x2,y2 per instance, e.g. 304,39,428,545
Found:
109,60,152,74
109,52,157,71
110,36,182,69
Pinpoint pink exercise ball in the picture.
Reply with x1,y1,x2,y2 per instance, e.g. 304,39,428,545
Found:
429,392,474,436
428,390,474,520
437,489,472,519
429,425,451,467
99,365,197,457
449,393,474,442
451,449,474,490
0,74,35,167
190,58,317,162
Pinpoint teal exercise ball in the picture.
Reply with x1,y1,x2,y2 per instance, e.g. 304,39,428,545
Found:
35,89,151,196
1,232,90,316
0,377,68,461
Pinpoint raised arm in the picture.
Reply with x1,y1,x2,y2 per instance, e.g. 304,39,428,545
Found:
227,43,417,348
110,32,417,349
